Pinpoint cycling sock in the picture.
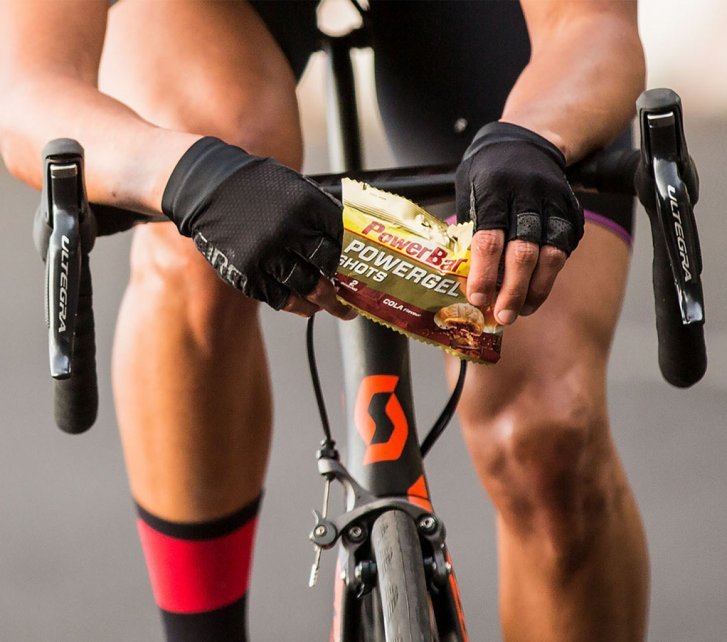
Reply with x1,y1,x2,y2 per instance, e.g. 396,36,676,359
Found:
135,495,262,642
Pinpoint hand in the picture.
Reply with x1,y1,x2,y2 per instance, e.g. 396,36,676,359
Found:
455,122,583,325
162,137,355,320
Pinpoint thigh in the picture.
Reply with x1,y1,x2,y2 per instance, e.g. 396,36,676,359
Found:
450,220,631,432
368,1,635,401
100,0,304,167
99,0,308,308
100,0,306,517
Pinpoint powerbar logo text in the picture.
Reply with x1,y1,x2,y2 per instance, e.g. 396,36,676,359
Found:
58,235,70,333
667,185,692,282
341,239,461,297
360,221,467,273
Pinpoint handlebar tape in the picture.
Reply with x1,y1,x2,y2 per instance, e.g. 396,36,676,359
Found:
567,150,639,195
647,209,707,387
53,253,98,433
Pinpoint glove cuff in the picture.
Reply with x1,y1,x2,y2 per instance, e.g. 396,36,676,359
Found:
465,121,566,168
161,136,257,236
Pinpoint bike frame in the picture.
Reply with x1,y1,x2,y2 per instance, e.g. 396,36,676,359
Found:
318,26,468,641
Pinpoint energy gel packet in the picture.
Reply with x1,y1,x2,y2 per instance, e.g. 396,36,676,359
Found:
335,179,502,363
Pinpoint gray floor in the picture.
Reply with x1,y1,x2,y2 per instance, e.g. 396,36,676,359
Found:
1,117,725,642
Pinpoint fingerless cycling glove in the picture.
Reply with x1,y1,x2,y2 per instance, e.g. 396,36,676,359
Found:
162,137,343,309
455,122,583,255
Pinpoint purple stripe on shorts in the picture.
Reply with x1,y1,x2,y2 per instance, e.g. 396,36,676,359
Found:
584,209,632,246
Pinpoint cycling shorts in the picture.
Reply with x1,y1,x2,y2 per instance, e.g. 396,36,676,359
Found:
250,0,634,244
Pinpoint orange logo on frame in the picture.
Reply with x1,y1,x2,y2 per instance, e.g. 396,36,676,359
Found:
354,375,408,465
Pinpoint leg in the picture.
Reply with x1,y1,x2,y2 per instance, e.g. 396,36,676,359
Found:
99,0,303,638
449,223,648,641
367,3,645,637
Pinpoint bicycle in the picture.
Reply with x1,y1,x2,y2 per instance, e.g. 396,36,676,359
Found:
35,24,706,642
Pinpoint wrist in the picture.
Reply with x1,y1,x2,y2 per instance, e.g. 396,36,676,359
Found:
161,136,260,234
91,127,204,217
497,118,570,164
141,129,206,215
467,121,566,169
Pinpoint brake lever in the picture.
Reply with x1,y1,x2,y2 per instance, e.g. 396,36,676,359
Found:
637,89,704,325
37,154,83,376
34,139,99,432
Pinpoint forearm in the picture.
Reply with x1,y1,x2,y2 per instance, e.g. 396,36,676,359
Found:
501,11,645,163
0,74,199,215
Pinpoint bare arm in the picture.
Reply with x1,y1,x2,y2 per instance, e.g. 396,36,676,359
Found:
504,0,645,162
463,0,645,324
0,0,199,214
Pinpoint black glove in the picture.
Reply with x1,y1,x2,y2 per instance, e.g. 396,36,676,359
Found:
455,122,583,256
162,137,343,309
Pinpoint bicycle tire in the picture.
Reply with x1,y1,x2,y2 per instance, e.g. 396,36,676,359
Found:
369,510,436,642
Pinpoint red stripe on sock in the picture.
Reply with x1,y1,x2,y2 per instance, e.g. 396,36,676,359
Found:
136,516,257,614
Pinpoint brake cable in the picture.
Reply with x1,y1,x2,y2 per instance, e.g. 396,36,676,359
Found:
306,315,467,457
419,359,466,457
306,315,334,446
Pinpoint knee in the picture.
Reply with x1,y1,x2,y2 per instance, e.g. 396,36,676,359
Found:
165,84,303,169
132,78,302,170
100,0,303,168
126,223,260,353
101,48,301,169
463,380,618,573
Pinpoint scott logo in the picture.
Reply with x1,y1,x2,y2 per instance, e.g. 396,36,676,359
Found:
58,235,70,333
354,375,408,465
667,185,692,282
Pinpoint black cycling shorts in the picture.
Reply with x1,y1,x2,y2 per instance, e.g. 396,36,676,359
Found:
250,0,634,244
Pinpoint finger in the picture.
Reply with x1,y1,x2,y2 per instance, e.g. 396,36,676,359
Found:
466,229,505,308
280,256,321,297
494,239,539,325
282,294,320,318
544,215,581,255
255,274,293,311
521,244,567,316
304,235,341,278
305,276,357,321
508,211,542,245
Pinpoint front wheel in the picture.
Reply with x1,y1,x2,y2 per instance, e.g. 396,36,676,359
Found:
369,510,436,641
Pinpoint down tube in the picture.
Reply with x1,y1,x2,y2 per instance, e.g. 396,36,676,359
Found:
323,30,428,499
338,319,427,498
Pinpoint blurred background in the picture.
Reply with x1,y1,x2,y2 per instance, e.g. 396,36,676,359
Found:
1,1,725,640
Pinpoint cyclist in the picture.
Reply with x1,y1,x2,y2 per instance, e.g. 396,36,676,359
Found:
0,1,646,641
